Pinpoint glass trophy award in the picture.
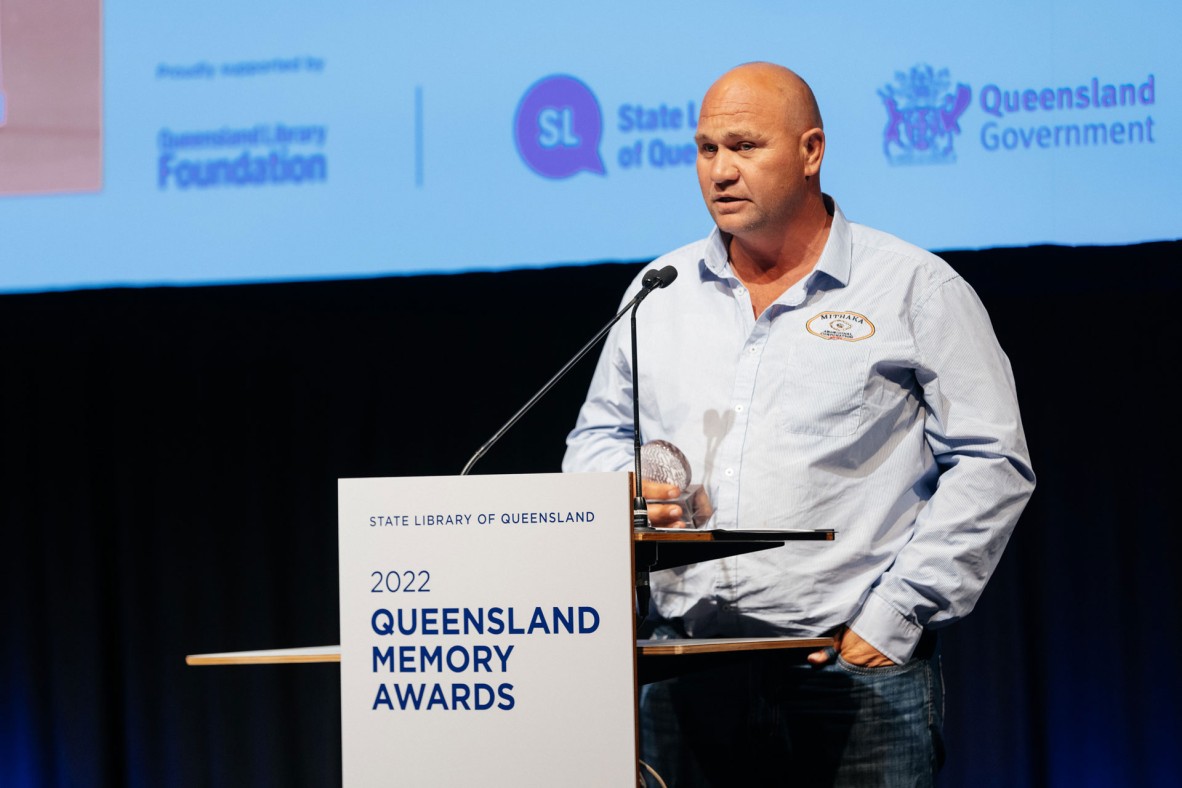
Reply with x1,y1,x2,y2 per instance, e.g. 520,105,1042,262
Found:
640,439,714,528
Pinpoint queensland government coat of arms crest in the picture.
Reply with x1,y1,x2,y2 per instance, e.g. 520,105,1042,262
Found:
879,64,971,165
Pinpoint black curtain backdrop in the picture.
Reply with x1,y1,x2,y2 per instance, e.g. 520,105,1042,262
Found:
1,241,1178,787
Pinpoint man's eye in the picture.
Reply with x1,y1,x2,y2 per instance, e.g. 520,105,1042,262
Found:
737,142,755,151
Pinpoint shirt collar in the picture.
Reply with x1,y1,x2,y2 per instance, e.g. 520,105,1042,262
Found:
699,195,853,290
812,195,852,289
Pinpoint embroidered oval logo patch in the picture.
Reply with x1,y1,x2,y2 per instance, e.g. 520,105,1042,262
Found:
806,311,876,342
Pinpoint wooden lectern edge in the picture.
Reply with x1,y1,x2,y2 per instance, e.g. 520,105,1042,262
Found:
634,528,835,542
185,646,341,666
185,637,830,666
636,637,832,656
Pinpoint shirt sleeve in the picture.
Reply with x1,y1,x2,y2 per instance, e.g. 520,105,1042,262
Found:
848,273,1037,664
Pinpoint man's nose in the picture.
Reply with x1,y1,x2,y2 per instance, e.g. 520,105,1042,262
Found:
709,151,739,183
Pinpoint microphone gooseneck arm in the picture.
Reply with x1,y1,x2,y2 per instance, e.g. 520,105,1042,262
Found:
460,265,677,476
629,265,678,523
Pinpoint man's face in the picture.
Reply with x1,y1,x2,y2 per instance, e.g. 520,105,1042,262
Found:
695,75,819,243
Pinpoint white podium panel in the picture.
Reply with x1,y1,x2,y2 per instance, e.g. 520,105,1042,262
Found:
338,472,636,787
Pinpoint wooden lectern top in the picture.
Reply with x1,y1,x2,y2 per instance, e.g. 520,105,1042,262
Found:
187,637,830,667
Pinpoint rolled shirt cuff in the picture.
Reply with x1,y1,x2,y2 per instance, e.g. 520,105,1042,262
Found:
847,591,924,665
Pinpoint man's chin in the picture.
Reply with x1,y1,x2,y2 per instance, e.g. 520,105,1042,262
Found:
712,212,761,238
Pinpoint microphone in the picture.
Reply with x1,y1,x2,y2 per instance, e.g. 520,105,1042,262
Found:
642,265,677,291
629,265,676,624
459,264,677,476
630,266,677,530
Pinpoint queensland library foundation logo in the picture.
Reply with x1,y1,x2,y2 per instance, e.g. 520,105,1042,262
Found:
879,64,971,165
514,74,605,179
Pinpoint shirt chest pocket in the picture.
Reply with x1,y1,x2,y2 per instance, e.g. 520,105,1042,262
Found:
777,340,871,437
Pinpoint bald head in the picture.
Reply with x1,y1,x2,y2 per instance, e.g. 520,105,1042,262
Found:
702,62,823,133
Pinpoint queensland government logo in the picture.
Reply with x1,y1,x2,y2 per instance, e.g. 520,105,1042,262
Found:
879,65,971,165
514,74,605,179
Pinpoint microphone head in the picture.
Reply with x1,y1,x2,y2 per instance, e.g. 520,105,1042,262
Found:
655,265,678,288
641,439,692,488
641,265,678,290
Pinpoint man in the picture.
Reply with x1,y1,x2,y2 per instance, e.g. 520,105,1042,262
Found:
563,62,1036,786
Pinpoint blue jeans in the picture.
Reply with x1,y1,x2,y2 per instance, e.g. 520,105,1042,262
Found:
639,636,945,787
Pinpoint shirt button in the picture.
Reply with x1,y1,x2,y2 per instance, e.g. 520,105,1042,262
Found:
735,404,744,413
748,346,758,354
724,468,735,477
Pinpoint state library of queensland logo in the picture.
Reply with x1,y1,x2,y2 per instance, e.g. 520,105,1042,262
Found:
879,64,971,165
514,74,606,179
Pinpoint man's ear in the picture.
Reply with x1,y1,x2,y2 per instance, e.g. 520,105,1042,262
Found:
802,128,825,177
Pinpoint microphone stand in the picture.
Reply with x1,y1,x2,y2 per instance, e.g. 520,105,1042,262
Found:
630,298,651,531
459,265,677,624
630,296,655,623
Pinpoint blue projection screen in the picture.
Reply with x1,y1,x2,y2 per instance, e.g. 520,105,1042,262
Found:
0,0,1178,293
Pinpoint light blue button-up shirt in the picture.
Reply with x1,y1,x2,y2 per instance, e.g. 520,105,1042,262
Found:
563,200,1036,663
